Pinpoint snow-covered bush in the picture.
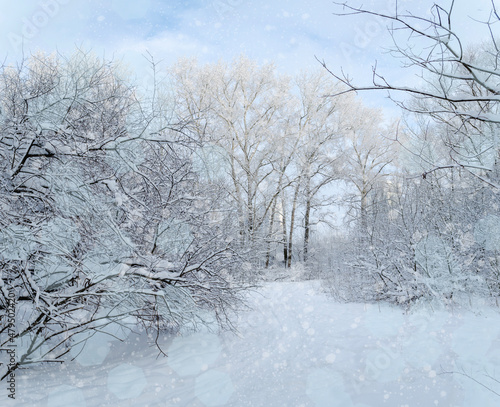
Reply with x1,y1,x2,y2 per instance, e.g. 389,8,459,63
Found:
334,170,500,306
0,52,242,381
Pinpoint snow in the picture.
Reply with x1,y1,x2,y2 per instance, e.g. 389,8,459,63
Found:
47,385,87,407
0,224,36,261
195,370,234,406
474,215,500,251
8,280,500,406
107,364,147,400
167,333,222,377
69,331,113,367
39,218,81,254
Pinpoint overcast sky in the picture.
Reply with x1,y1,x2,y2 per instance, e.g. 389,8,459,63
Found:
0,0,497,112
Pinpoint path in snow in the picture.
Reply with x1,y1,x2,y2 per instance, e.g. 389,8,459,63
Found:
9,280,500,406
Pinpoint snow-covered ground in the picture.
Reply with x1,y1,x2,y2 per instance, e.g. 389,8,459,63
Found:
8,280,500,406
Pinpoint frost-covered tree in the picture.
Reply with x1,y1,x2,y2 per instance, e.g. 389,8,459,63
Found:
285,71,345,265
339,100,396,244
315,1,500,304
170,57,291,262
0,51,241,381
171,60,361,269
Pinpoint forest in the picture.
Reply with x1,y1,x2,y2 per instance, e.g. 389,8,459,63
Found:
1,2,500,402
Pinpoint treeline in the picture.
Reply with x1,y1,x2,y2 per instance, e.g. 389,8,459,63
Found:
169,56,394,269
2,46,500,379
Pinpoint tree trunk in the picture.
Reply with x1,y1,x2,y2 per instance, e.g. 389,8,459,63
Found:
360,185,369,245
281,190,288,267
303,196,311,263
265,195,278,268
230,137,246,247
287,179,301,268
247,174,254,243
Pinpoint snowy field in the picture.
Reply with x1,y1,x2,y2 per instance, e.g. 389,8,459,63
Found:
8,280,500,407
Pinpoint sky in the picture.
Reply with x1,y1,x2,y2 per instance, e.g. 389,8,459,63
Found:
0,0,497,112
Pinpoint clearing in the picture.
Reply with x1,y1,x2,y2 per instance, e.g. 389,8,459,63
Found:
10,280,500,406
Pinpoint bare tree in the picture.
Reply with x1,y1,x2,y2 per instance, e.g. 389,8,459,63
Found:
324,0,500,184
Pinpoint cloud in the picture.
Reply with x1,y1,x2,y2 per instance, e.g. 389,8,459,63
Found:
120,31,203,59
0,0,495,118
0,0,95,61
